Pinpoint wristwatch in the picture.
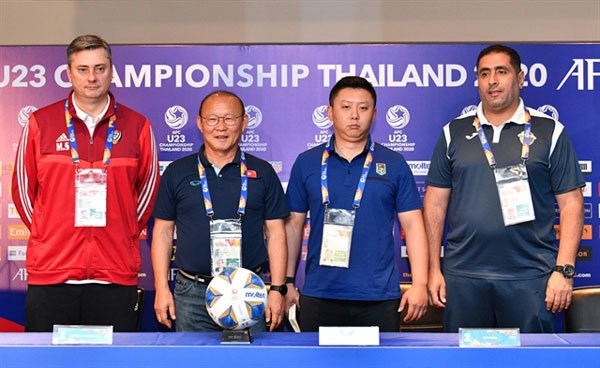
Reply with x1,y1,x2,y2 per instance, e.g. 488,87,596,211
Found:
554,264,575,279
285,276,295,284
269,284,288,296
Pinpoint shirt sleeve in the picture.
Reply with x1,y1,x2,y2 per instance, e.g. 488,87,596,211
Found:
549,128,585,194
135,119,160,228
426,131,453,188
11,116,39,229
285,155,309,213
262,162,290,220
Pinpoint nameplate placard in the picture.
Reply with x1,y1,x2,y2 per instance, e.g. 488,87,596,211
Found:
459,328,520,347
52,325,113,345
318,326,380,346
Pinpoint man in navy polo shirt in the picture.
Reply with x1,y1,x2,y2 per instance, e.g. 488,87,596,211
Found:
285,76,429,331
151,91,289,332
424,44,584,332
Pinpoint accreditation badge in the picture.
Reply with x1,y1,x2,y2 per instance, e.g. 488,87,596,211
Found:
494,163,536,226
74,168,107,227
210,219,242,276
320,207,355,268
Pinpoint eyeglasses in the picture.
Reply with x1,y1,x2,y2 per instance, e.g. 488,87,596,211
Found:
201,114,244,127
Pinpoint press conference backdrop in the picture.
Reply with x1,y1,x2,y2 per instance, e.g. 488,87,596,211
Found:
0,44,598,331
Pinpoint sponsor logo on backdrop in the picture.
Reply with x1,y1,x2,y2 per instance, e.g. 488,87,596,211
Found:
582,225,592,240
406,161,430,177
381,105,417,153
537,105,559,120
12,268,28,281
240,105,267,153
584,203,593,219
168,268,178,281
555,224,592,240
415,182,427,197
18,105,37,126
557,58,600,90
8,246,26,261
7,224,30,240
159,105,193,153
8,203,20,219
308,105,332,149
579,160,592,174
461,105,478,116
577,246,592,261
583,182,592,197
269,161,283,174
158,161,173,175
140,227,148,240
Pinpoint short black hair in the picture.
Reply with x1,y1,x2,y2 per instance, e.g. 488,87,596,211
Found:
329,76,377,107
476,44,522,73
198,90,245,116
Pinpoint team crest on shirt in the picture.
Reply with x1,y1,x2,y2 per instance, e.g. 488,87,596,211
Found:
517,131,536,145
112,130,122,144
376,163,386,176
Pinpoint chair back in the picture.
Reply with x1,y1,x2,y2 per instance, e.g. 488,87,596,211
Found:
564,286,600,333
135,288,145,331
399,283,443,332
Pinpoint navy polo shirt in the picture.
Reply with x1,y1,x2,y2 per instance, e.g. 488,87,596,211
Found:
426,101,585,280
153,147,289,274
286,136,422,300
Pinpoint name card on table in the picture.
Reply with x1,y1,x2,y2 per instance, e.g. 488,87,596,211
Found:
52,325,113,345
459,328,520,347
319,326,380,346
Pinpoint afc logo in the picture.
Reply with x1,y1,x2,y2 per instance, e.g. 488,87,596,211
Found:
557,59,600,90
12,268,28,281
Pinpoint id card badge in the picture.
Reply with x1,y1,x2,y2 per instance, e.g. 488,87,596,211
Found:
75,168,107,227
494,164,536,226
320,208,355,268
210,219,242,276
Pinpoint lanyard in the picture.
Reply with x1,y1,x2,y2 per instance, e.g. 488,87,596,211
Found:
64,99,117,166
197,151,248,219
321,136,374,209
473,109,533,169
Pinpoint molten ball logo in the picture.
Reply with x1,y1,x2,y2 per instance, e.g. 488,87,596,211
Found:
312,105,333,129
164,105,188,130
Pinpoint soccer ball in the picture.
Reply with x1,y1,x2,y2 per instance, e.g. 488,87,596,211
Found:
205,267,268,330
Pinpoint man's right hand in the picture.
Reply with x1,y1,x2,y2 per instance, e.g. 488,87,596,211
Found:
428,269,447,308
154,287,176,328
285,286,300,314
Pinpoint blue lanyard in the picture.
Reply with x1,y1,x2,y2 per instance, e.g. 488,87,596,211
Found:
473,108,532,168
64,99,116,166
197,151,248,218
320,136,374,209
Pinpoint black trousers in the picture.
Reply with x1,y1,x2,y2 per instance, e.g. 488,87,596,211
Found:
25,283,138,332
298,294,401,332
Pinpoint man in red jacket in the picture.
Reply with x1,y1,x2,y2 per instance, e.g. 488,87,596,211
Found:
12,35,160,332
